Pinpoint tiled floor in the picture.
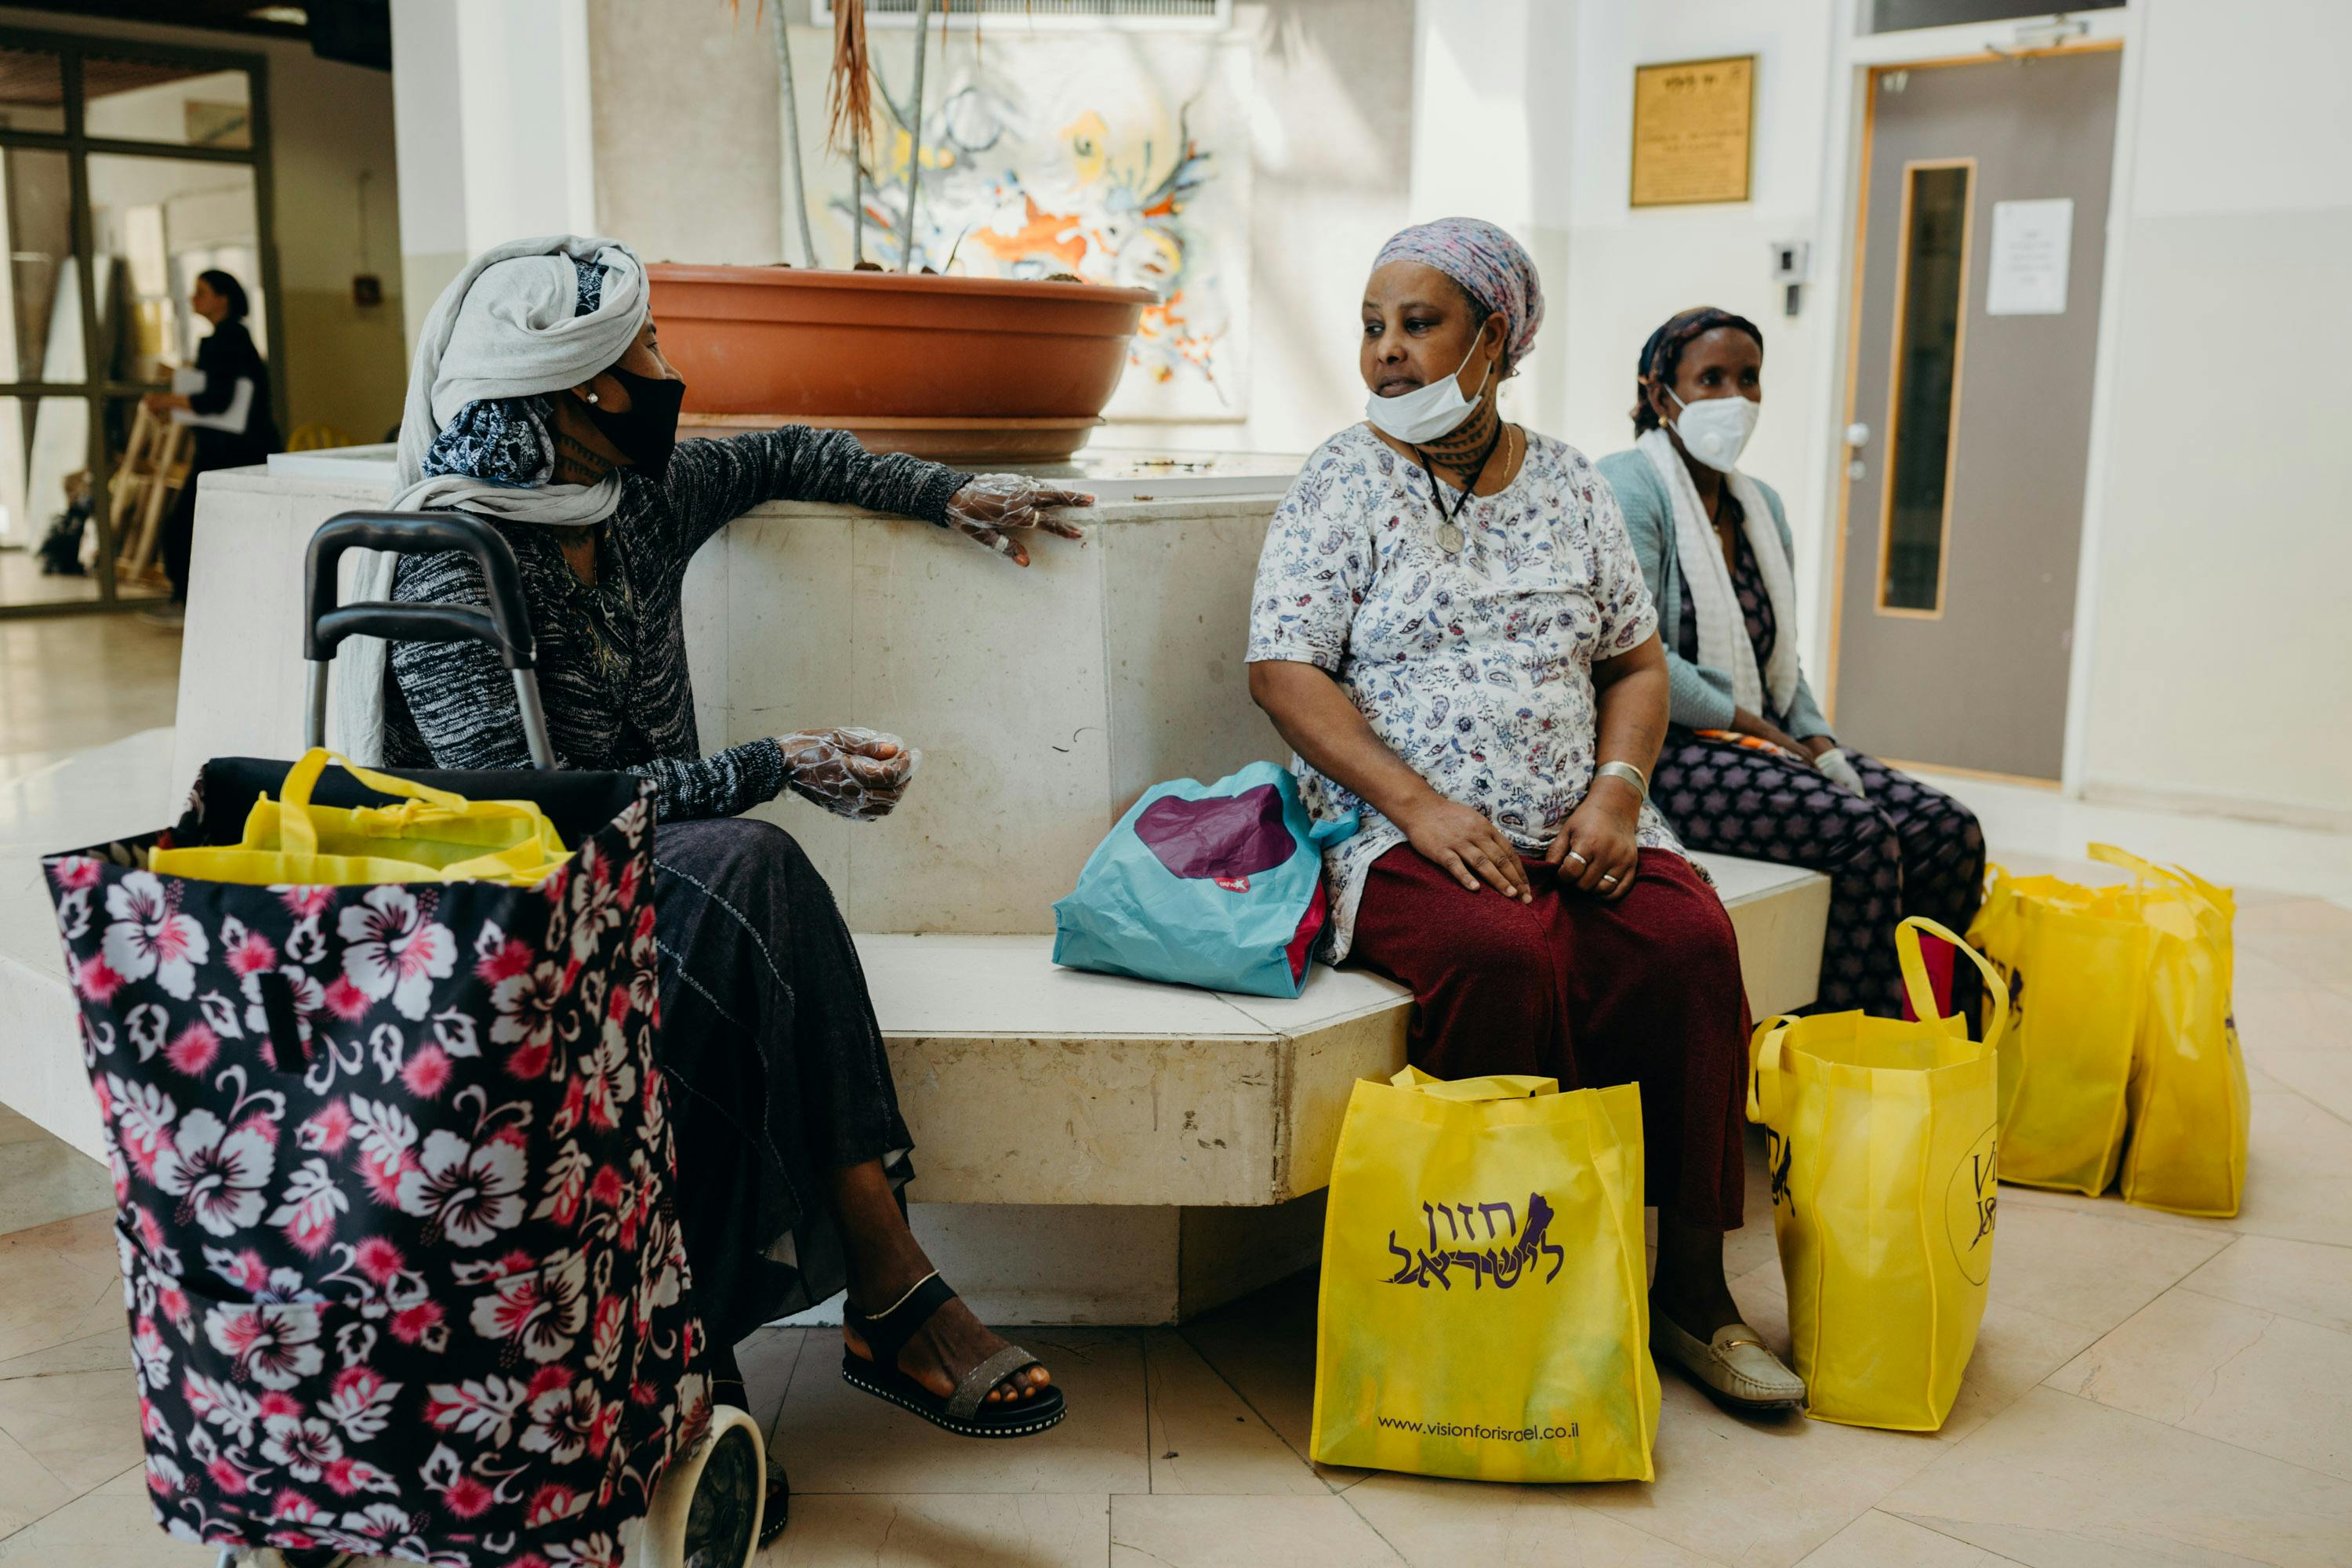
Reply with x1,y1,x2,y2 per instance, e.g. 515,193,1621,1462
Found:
1,619,2349,1565
2,891,2347,1565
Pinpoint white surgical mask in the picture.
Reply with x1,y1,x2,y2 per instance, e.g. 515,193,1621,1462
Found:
1667,388,1760,472
1365,338,1494,445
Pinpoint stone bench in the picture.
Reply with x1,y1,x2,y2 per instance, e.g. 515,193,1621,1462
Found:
0,735,1828,1323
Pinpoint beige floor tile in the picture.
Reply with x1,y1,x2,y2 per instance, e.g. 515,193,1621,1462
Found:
759,1492,1110,1567
1178,1272,1319,1454
0,1463,209,1566
1573,1372,1945,1568
1882,1385,2352,1566
0,1334,145,1497
2178,1234,2352,1333
738,1325,806,1446
0,1210,126,1365
2221,1089,2352,1247
771,1328,1146,1496
2236,905,2352,991
1145,1330,1325,1496
0,1134,114,1238
1795,1509,2016,1566
2045,1286,2352,1481
1345,1475,1718,1566
0,1105,49,1147
1971,1198,2230,1333
0,1425,75,1541
2260,1049,2352,1122
2235,983,2352,1063
1111,1494,1404,1566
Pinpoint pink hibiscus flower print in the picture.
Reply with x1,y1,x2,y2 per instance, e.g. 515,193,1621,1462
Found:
470,1247,589,1364
164,1022,220,1076
101,872,209,1000
203,1302,325,1390
153,1109,278,1237
258,1412,343,1482
567,844,622,964
220,916,279,978
50,855,103,891
521,1377,607,1464
337,886,456,1022
395,1130,525,1247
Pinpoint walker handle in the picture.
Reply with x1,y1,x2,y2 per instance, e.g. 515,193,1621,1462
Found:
302,510,554,768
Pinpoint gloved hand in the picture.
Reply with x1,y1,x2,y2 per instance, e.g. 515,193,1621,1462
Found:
1815,747,1869,800
776,728,919,821
943,474,1094,566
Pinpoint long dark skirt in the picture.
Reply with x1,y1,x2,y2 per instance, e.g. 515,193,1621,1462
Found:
652,817,913,1348
1650,735,1986,1018
1348,846,1750,1232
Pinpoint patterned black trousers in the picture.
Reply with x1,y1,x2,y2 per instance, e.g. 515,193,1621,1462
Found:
1651,735,1987,1017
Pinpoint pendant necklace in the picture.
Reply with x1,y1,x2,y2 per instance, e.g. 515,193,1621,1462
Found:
1414,419,1508,557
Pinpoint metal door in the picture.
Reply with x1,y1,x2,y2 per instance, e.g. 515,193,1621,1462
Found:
1829,48,2120,779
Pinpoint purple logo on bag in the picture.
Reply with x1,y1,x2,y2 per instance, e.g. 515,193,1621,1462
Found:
1385,1192,1564,1290
1134,784,1296,893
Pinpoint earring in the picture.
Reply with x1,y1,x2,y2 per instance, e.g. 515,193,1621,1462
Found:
586,391,600,404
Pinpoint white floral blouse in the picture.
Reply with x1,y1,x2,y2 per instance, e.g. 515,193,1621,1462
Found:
1247,423,1689,960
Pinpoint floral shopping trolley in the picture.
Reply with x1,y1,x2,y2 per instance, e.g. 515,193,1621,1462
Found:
42,512,764,1568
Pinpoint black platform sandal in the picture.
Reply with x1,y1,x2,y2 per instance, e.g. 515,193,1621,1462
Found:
841,1272,1068,1439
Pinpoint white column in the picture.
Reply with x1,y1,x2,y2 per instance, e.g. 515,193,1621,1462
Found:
390,0,598,350
1406,0,1576,435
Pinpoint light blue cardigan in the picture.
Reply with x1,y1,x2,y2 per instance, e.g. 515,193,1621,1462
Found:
1595,449,1835,742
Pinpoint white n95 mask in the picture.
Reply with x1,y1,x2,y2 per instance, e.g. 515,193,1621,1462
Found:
1668,388,1760,472
1366,339,1494,445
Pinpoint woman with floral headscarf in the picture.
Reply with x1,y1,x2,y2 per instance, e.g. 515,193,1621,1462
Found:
1247,220,1802,1410
347,236,1076,1537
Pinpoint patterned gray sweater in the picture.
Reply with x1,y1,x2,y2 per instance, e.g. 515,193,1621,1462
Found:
383,427,967,820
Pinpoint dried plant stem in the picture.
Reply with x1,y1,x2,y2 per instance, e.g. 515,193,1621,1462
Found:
898,0,933,272
771,8,818,266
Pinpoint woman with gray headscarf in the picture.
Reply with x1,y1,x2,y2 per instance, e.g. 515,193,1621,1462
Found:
1246,220,1803,1412
350,236,1073,1535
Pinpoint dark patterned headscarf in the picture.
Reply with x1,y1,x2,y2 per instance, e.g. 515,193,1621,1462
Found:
1632,306,1763,435
420,260,606,485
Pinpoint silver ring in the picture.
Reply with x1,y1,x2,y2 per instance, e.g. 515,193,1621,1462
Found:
1599,873,1620,887
1565,851,1588,868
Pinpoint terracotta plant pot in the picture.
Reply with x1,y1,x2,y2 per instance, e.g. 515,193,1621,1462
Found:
646,264,1158,462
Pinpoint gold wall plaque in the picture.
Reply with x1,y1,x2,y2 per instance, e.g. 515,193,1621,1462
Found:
1631,55,1755,209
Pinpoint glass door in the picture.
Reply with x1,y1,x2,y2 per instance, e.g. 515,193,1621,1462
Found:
0,27,276,615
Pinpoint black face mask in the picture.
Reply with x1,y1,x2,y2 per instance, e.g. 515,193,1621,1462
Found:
585,367,685,476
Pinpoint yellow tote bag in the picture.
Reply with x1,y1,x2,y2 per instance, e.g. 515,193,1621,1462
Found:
1969,863,2151,1194
2092,847,2250,1218
152,750,569,888
1748,917,2009,1432
1310,1066,1658,1483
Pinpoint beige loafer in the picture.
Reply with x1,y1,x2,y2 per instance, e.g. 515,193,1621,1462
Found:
1652,1315,1806,1410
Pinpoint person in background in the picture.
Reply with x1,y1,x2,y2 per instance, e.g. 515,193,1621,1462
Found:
1598,307,1985,1019
1247,221,1803,1412
344,236,1086,1541
145,269,278,612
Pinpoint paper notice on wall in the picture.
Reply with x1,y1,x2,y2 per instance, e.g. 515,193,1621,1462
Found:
1985,198,2074,316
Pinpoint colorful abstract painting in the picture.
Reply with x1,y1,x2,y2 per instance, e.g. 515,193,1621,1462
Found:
819,35,1253,422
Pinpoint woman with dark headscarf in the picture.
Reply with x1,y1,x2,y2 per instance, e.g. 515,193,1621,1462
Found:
341,236,1082,1538
1247,221,1802,1410
146,268,278,607
1599,307,1985,1019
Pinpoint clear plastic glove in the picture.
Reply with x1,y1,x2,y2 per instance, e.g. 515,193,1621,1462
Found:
1815,747,1869,800
776,728,920,821
942,474,1094,566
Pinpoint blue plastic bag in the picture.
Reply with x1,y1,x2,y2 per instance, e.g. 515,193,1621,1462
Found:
1051,762,1357,997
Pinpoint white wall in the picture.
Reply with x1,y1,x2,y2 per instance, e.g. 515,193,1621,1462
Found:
390,0,597,351
2071,0,2352,824
0,6,408,443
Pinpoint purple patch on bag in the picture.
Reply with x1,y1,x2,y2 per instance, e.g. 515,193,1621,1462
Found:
1135,784,1296,887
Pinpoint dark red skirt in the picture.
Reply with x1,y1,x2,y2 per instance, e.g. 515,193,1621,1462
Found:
1348,844,1749,1231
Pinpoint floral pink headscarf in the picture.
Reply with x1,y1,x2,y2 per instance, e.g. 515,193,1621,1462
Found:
1372,216,1544,373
